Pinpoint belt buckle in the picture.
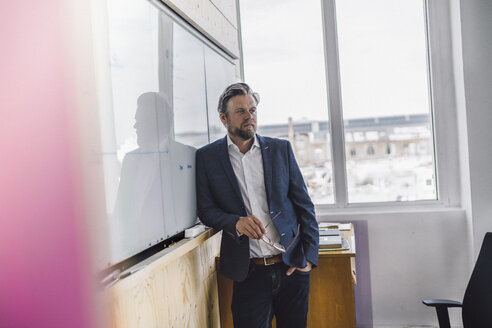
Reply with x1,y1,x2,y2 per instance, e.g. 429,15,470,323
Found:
264,257,274,266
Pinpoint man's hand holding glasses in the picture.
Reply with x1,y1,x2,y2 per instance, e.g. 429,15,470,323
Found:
236,211,282,241
236,211,310,275
236,211,299,254
235,214,266,239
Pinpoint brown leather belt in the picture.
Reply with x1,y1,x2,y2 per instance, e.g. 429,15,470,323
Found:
251,254,283,266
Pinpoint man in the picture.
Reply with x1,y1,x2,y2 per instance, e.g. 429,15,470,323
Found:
196,83,319,328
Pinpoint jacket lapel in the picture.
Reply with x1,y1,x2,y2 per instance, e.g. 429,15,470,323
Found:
217,136,244,204
257,135,273,207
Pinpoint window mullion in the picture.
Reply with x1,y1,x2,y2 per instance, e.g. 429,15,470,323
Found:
425,0,459,206
321,0,347,207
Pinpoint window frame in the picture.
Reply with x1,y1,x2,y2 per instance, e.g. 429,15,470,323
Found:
317,0,460,212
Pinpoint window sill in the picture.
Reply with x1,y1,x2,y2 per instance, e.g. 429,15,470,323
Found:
314,202,464,218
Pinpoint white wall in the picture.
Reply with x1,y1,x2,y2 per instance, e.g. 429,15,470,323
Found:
317,209,472,327
451,0,474,266
455,0,492,255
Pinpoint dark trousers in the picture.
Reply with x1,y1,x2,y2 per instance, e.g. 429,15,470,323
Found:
231,262,310,328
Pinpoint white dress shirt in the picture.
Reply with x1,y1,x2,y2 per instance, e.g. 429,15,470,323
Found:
227,134,281,258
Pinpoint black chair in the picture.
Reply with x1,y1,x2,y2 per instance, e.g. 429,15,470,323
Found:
423,232,492,328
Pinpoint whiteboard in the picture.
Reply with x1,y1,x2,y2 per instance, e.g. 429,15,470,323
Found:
95,0,235,267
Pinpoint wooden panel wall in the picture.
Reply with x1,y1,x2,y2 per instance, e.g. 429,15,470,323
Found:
104,230,222,328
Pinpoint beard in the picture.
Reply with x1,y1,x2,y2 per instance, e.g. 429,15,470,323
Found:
228,124,256,141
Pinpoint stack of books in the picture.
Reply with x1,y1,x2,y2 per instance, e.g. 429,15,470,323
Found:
319,228,343,249
318,222,351,251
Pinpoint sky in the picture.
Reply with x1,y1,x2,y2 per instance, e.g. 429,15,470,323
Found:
240,0,431,125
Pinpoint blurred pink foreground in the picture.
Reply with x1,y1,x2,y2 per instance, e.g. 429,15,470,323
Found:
0,2,96,327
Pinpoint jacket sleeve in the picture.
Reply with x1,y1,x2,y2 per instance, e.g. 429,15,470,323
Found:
286,141,319,267
195,149,244,244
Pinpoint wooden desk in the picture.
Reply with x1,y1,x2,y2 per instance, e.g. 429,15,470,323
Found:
216,224,356,328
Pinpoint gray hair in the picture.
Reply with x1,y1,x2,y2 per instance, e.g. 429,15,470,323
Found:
217,82,260,116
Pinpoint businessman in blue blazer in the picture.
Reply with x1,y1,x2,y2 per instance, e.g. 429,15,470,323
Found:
196,83,319,328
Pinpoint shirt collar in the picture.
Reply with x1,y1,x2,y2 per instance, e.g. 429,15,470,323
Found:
227,134,260,152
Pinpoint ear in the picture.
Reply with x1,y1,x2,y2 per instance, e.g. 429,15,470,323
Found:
219,113,228,126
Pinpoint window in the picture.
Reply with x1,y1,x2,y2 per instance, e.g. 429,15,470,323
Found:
240,0,458,207
240,0,334,204
337,0,437,203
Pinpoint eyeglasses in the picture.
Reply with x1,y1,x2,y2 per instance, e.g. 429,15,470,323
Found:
261,211,300,253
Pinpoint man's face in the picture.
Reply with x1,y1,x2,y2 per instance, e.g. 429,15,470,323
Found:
220,94,257,141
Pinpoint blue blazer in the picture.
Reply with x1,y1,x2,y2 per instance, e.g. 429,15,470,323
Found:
196,134,319,282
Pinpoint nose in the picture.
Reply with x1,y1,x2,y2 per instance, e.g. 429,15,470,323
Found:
244,110,254,120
